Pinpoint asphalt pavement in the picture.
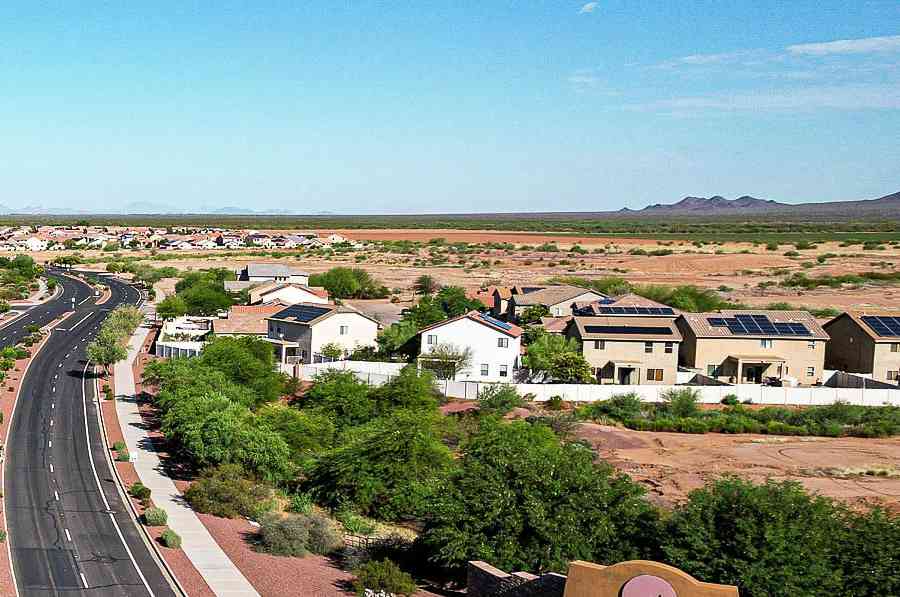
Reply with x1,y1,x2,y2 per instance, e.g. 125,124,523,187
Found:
4,270,178,597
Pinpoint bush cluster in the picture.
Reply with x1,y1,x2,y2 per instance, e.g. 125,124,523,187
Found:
257,512,342,557
351,559,417,597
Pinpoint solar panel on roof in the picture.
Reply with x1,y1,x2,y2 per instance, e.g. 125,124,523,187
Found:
598,306,675,316
584,325,673,335
710,315,812,337
275,304,331,323
481,314,512,330
861,316,900,337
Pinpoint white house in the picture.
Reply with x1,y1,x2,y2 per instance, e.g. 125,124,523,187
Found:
249,282,329,306
418,311,523,382
24,237,48,252
266,303,379,364
237,263,310,285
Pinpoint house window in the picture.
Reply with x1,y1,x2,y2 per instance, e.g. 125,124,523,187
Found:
808,340,816,349
664,342,673,354
339,325,348,335
480,363,489,376
499,364,508,377
594,340,605,350
760,339,773,348
707,364,719,377
497,337,509,348
806,366,815,377
644,342,653,354
892,343,900,353
888,370,899,381
646,368,664,381
427,334,437,345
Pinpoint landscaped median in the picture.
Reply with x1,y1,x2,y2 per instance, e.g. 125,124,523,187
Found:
0,311,78,596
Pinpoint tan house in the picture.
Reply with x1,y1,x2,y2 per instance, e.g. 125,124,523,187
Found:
507,285,606,319
566,316,682,384
823,312,900,384
676,310,828,385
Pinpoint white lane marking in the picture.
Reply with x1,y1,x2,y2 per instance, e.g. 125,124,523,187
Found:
48,440,52,448
54,374,58,380
78,296,91,305
54,491,59,501
49,463,54,473
67,312,94,332
65,528,71,542
80,572,88,588
65,353,69,358
80,361,156,596
50,419,53,427
58,363,62,368
51,403,55,409
51,386,55,393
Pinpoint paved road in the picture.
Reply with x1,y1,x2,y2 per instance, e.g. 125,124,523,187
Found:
4,270,177,597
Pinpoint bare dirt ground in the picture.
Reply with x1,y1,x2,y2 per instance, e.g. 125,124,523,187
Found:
47,228,900,311
576,423,900,512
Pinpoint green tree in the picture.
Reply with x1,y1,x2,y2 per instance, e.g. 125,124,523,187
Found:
524,332,589,382
520,304,550,324
422,419,658,572
413,274,440,295
305,409,453,520
319,342,344,360
156,295,187,320
86,330,127,375
660,477,845,597
418,343,472,380
198,336,286,405
304,369,375,430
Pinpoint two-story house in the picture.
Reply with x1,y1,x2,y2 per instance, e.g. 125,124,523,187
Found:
506,285,606,320
417,311,523,382
266,303,379,364
823,312,900,384
676,310,828,386
566,316,682,384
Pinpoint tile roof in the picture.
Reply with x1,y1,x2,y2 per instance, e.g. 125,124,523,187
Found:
570,316,682,342
539,316,571,334
510,285,603,307
212,303,287,335
826,311,900,341
418,310,523,338
680,310,829,340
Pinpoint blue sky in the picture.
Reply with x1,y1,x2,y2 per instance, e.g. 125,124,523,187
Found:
1,2,898,214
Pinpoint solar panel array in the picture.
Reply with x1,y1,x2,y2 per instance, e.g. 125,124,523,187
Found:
708,314,811,336
860,315,900,337
274,304,331,323
479,313,513,331
597,306,675,316
584,325,674,336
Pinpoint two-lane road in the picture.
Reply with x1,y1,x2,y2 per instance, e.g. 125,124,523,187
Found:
4,271,177,596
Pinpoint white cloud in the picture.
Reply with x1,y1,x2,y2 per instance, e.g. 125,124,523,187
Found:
788,35,900,56
579,2,598,14
635,83,900,114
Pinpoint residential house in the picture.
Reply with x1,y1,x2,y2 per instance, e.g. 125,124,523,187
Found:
236,263,310,285
248,282,329,306
566,316,682,384
676,310,828,386
211,303,287,338
418,311,523,382
24,237,48,252
572,293,680,318
823,312,900,384
266,303,379,364
506,285,606,319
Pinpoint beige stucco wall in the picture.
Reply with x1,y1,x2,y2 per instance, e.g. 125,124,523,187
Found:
579,338,679,384
692,337,825,385
872,342,900,383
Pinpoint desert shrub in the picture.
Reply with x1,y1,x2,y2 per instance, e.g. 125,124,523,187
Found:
129,482,151,501
545,395,565,411
287,492,314,514
720,394,739,406
184,464,274,519
661,388,701,419
336,509,377,535
578,393,643,422
257,512,342,557
477,384,524,415
351,559,417,597
112,440,126,452
115,450,130,462
160,529,182,549
661,477,845,597
838,508,900,596
144,506,168,527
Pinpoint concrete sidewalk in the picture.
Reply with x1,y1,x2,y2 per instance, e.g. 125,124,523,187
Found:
115,325,260,597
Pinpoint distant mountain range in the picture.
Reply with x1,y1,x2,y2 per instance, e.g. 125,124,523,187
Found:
0,190,897,219
617,190,900,217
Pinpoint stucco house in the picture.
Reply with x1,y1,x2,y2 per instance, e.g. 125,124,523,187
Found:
823,312,900,384
236,263,310,285
566,316,682,384
676,310,828,385
506,285,606,319
417,311,523,382
248,282,329,306
266,303,379,364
